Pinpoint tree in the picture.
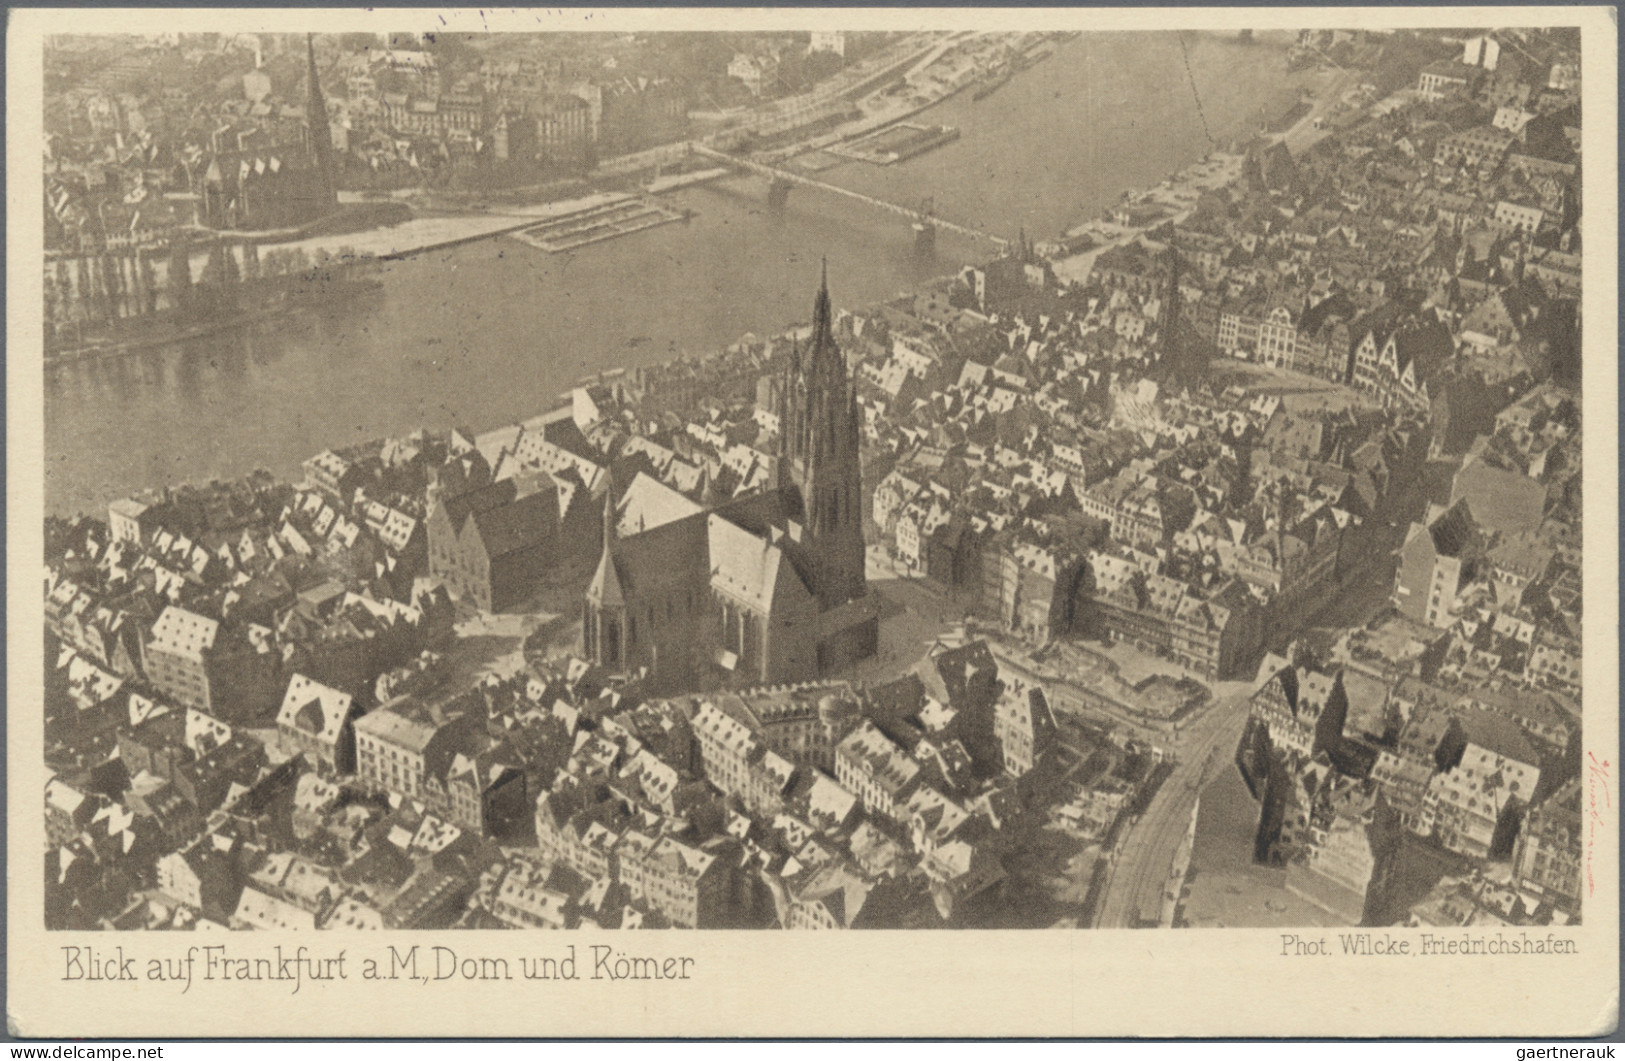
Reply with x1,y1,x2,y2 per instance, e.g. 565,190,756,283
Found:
137,251,159,315
419,31,477,75
76,256,102,324
337,32,383,53
167,239,194,315
97,253,120,321
202,239,241,287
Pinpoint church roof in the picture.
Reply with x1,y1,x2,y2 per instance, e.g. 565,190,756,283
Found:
708,515,797,613
601,510,711,604
618,471,702,537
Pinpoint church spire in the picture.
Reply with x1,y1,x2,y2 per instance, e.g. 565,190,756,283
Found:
810,257,833,353
587,488,622,607
778,264,867,616
306,33,338,210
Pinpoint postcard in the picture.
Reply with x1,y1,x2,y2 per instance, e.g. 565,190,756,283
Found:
8,5,1616,1039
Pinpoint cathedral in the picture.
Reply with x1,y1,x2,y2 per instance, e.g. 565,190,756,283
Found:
583,269,879,693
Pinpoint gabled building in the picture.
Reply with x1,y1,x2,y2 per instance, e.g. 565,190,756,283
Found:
275,673,362,773
992,685,1057,778
1428,708,1541,860
583,273,877,693
427,477,560,612
1349,318,1450,414
618,835,731,928
834,720,921,821
352,706,437,799
156,838,244,923
142,606,220,713
1248,658,1349,763
1394,500,1481,629
1512,777,1581,917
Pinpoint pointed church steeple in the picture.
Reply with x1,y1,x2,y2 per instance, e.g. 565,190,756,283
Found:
586,488,623,607
810,257,834,359
305,33,338,210
778,265,868,615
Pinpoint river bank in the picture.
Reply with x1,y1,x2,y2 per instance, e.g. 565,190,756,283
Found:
47,33,1309,518
45,277,385,367
42,34,1059,370
1047,62,1357,284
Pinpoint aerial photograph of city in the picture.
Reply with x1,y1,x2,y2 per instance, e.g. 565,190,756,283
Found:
40,23,1585,936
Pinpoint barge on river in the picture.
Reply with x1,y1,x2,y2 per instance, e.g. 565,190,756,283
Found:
509,196,690,253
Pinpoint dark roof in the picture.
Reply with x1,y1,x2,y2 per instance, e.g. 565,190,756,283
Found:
1427,499,1478,558
607,509,710,602
866,673,927,724
1452,461,1546,536
1455,707,1539,767
711,484,803,539
1350,300,1408,348
1392,317,1454,377
930,517,971,550
1299,290,1356,336
1497,278,1548,326
295,699,326,735
933,639,997,689
469,486,556,559
441,479,517,529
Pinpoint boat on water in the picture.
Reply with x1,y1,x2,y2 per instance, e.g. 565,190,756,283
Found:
974,37,1055,102
1025,41,1057,65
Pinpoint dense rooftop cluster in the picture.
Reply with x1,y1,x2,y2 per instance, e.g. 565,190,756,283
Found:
43,26,1585,932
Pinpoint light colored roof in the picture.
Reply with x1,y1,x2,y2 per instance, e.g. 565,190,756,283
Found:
692,701,759,758
108,497,150,519
185,707,233,753
618,472,701,537
836,721,920,796
808,773,858,825
276,674,356,745
46,777,86,816
353,707,437,754
234,886,315,930
708,515,795,612
646,836,716,880
758,750,795,794
148,606,219,662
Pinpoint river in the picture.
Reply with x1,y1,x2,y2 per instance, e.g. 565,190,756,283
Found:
45,32,1309,516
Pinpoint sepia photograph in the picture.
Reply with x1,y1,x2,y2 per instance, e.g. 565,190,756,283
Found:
8,5,1617,1039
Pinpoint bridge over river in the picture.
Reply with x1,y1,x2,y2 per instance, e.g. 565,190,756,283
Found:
687,142,1009,254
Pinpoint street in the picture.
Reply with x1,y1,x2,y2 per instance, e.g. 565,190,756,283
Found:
1093,677,1257,927
1091,475,1411,928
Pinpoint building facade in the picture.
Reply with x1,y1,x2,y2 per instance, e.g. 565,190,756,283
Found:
583,273,877,692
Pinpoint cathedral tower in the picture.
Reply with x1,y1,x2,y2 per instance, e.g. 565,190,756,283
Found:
781,264,868,612
305,34,339,211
